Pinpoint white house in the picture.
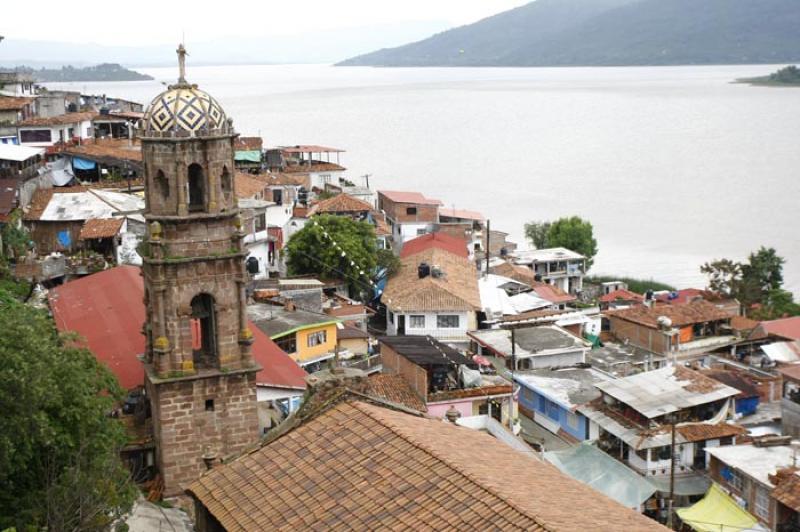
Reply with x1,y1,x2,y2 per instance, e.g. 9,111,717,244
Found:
512,247,586,294
17,112,95,147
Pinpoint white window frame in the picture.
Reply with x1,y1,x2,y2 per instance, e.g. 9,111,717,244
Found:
307,330,327,347
730,469,744,492
754,485,770,520
409,315,426,329
437,315,459,329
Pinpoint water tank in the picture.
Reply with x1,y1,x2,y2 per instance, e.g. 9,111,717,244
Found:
418,262,430,279
657,316,673,330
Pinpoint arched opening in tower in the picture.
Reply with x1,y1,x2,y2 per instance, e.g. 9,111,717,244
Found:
221,165,231,201
155,169,169,200
188,163,205,211
190,293,217,368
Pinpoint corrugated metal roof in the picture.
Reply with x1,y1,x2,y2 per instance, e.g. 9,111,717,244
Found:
0,143,44,162
595,366,740,419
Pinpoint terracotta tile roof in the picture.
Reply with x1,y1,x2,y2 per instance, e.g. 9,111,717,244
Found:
0,96,34,111
399,232,469,259
608,300,731,329
366,374,426,412
23,186,88,221
378,190,443,205
372,212,391,236
383,247,481,312
731,315,760,332
280,145,344,154
188,400,665,531
263,171,309,187
599,289,644,303
282,162,345,174
777,363,800,383
308,193,372,215
675,422,747,442
234,136,263,151
760,316,800,341
531,282,577,304
438,207,484,221
772,471,800,512
336,324,369,340
78,217,124,240
49,266,304,391
699,369,760,398
234,172,266,199
63,139,142,163
18,111,96,127
491,260,534,282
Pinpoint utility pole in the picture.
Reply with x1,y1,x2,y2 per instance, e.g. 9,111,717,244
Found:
484,219,490,278
667,418,676,529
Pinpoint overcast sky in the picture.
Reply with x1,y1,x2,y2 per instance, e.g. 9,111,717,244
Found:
1,0,529,46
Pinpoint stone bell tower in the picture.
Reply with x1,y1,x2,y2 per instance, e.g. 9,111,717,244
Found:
139,45,260,495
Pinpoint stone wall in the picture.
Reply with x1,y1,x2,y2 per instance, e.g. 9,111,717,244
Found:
146,371,259,496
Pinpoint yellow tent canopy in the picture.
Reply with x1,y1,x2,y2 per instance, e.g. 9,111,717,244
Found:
677,483,764,532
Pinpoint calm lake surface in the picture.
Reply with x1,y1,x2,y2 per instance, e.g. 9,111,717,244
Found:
47,64,800,294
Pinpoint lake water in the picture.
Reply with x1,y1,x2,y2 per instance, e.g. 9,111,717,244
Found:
47,64,800,294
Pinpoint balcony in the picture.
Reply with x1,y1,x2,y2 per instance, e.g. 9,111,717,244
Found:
340,353,382,374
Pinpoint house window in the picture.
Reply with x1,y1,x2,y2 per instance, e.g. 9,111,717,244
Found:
205,399,215,412
307,330,327,347
388,311,395,324
537,394,546,413
437,315,459,329
546,400,560,421
754,486,769,520
20,129,51,143
416,228,426,236
566,411,580,431
254,213,266,232
406,206,417,215
409,315,425,329
275,335,297,354
730,469,744,492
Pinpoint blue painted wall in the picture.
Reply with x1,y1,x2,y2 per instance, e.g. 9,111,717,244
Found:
517,380,589,440
735,396,759,416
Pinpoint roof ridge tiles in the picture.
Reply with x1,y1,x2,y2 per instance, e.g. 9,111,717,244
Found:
349,401,557,531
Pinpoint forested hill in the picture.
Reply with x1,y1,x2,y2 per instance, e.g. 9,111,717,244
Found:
338,0,800,67
9,63,153,82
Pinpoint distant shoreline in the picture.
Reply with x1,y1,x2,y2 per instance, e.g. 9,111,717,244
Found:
734,76,800,87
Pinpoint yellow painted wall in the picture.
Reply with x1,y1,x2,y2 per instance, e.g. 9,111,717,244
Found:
293,323,338,363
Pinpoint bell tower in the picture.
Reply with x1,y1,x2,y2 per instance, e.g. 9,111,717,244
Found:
139,45,259,495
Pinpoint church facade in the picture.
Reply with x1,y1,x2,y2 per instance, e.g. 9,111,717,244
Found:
139,46,261,495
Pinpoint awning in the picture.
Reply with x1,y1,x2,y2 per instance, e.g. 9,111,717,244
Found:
235,150,261,163
545,443,657,509
72,157,97,171
651,474,711,496
677,483,767,532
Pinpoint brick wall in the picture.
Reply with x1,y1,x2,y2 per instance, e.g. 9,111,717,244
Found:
608,317,671,354
378,195,438,224
147,371,259,496
380,345,428,399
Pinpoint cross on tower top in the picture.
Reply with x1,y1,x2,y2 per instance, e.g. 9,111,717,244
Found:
177,43,188,84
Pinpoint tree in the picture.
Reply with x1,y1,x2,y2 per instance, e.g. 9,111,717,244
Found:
546,216,598,270
751,288,800,320
285,215,378,298
701,247,788,310
700,258,742,297
0,292,135,529
524,221,551,249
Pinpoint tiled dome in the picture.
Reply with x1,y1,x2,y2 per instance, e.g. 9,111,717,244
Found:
142,86,227,134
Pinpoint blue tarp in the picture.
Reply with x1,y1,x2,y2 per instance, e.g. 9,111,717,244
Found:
57,231,71,248
72,157,97,170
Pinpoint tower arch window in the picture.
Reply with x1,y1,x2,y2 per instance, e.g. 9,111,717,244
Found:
221,165,231,199
190,293,218,368
154,169,169,199
188,163,205,212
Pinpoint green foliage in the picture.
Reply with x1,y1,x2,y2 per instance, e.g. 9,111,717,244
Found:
545,216,598,270
586,275,676,294
285,215,378,297
376,249,402,278
1,210,32,260
751,289,800,321
0,295,136,529
524,221,551,249
701,246,789,310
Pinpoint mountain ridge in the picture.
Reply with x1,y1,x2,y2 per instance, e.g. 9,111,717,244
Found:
338,0,800,67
